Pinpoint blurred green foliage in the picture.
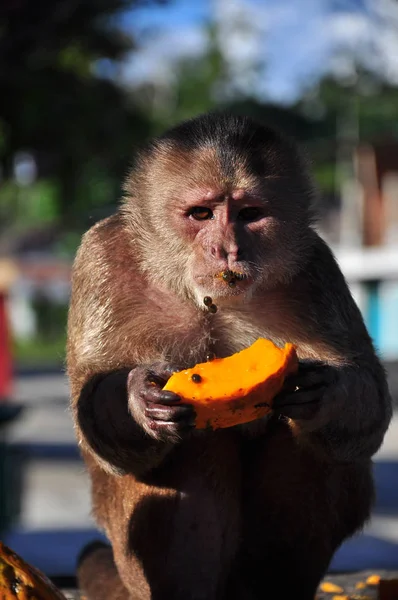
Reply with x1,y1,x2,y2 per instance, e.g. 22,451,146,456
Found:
0,0,157,244
0,180,59,227
13,336,67,368
0,0,162,366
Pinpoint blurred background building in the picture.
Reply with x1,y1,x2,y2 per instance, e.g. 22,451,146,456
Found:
0,0,398,585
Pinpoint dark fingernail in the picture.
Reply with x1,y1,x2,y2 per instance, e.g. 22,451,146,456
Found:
159,392,181,403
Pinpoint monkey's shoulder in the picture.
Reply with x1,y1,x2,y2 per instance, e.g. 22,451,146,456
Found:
296,233,347,291
73,213,145,289
78,213,123,247
71,214,207,350
78,213,137,263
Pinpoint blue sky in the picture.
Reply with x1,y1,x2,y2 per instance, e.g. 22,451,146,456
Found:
120,0,398,104
124,0,210,33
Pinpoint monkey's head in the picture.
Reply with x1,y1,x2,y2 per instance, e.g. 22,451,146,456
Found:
122,113,316,308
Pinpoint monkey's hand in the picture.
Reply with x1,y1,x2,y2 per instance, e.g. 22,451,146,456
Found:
272,359,391,462
128,363,196,443
272,360,335,422
77,364,196,476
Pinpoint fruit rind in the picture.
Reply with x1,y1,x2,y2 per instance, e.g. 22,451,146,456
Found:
0,541,67,599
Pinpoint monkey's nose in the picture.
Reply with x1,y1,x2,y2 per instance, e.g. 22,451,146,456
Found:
210,245,243,262
227,247,244,265
210,246,227,260
232,247,243,260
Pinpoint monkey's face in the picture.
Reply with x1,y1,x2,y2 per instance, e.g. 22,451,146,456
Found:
124,115,315,307
176,183,308,308
180,189,258,305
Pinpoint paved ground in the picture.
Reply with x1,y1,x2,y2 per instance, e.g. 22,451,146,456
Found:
2,371,398,579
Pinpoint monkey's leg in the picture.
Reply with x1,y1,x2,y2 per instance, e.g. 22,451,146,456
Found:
239,419,374,600
85,434,241,600
77,542,134,600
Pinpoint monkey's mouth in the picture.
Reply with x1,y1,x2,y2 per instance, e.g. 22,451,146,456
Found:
194,269,253,298
216,270,248,287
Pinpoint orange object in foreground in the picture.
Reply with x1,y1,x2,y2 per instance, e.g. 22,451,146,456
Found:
0,541,67,599
163,338,298,429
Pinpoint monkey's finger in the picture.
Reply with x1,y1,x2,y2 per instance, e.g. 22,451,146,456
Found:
147,420,196,437
274,402,318,421
285,367,333,391
146,371,168,387
157,364,185,378
273,386,325,409
145,404,195,423
146,363,184,386
142,387,181,405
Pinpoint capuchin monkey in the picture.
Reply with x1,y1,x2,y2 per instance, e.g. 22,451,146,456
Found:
67,113,392,600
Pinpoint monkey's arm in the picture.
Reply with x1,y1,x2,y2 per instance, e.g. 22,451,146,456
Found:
67,217,193,476
75,368,178,476
274,238,392,463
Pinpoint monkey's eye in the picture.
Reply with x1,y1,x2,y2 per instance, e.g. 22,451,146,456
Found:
189,207,214,221
237,207,264,222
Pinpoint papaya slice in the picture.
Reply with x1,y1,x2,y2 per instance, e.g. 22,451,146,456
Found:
0,541,67,599
163,338,298,429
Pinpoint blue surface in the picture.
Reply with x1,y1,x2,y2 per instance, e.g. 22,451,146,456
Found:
365,280,381,350
2,529,108,576
12,443,81,460
331,534,398,572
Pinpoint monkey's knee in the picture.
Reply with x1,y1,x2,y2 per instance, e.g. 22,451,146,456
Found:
249,425,374,546
77,541,132,600
242,433,374,598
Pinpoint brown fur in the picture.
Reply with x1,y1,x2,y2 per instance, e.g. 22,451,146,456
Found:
67,113,391,599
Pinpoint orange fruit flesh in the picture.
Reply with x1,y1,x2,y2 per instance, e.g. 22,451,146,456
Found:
163,338,298,429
